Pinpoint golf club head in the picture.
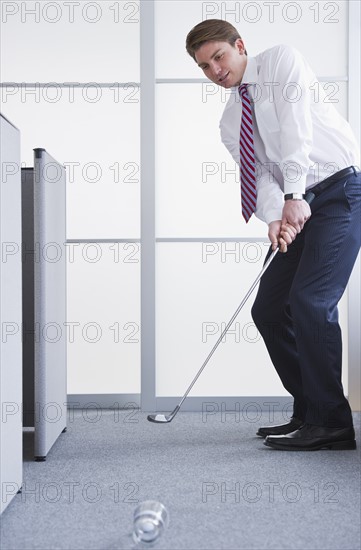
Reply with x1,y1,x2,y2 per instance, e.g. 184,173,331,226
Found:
147,405,180,424
147,413,172,423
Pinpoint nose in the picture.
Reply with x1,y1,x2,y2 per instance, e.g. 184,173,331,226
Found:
210,61,221,79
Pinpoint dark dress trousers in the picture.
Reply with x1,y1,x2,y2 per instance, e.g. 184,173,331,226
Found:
252,168,361,427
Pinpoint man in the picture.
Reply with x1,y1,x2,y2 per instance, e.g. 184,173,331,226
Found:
186,19,360,450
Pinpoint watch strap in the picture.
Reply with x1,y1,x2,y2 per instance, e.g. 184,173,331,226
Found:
284,193,306,201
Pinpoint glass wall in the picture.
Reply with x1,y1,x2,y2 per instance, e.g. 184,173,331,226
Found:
1,1,141,394
0,0,354,401
154,0,350,398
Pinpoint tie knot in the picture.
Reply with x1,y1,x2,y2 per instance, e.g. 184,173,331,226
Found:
238,83,250,103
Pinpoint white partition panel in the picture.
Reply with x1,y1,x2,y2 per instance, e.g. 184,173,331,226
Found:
67,243,140,395
0,113,22,513
1,1,140,82
155,0,348,79
33,149,67,459
156,242,348,397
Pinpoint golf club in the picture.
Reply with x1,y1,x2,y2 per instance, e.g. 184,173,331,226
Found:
148,192,315,424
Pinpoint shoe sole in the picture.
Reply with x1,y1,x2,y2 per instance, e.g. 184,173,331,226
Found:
257,431,296,438
264,439,357,451
256,427,302,438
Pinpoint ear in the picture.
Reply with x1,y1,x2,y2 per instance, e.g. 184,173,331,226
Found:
235,38,246,55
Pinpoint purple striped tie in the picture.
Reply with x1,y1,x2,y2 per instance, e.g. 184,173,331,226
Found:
239,83,257,222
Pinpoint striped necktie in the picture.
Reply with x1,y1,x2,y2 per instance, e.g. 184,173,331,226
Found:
238,83,257,222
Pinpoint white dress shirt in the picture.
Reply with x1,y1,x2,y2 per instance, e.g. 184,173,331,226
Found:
219,44,360,224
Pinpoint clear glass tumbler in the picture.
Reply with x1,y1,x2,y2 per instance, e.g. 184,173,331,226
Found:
132,500,169,545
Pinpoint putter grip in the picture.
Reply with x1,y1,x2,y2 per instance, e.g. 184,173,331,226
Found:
274,189,315,252
304,190,316,205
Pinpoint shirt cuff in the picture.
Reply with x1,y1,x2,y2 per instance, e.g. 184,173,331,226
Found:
283,175,307,196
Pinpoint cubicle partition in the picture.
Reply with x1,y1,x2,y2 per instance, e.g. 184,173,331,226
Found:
0,113,23,514
22,149,67,461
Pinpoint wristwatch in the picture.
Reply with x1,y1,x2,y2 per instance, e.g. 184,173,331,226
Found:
284,193,306,201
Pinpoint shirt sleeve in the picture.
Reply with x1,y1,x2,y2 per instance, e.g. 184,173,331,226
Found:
270,45,314,195
254,157,284,224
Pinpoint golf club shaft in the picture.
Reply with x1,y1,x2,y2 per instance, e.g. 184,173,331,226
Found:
176,247,279,411
151,191,316,422
175,190,316,413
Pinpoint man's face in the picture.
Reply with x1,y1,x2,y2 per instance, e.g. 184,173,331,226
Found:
195,39,247,88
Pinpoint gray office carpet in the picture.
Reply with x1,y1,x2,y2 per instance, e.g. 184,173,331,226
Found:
1,410,360,550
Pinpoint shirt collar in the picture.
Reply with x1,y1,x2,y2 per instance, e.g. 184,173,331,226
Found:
239,56,258,86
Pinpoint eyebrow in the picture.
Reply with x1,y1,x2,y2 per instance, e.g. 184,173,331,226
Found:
197,48,222,67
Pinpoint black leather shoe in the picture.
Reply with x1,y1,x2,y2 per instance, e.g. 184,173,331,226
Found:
264,423,356,451
256,417,304,438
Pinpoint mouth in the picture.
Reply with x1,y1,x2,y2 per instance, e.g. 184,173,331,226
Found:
218,71,230,84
